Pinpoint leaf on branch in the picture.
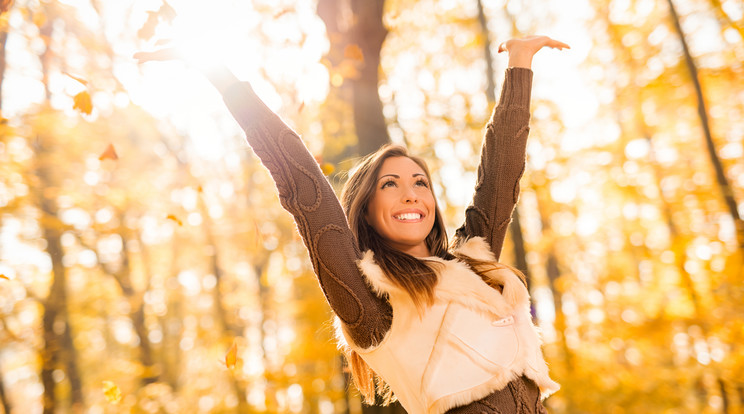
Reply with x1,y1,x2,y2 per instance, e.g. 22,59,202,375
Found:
99,143,118,161
0,274,9,280
73,91,93,115
102,381,122,404
321,163,335,175
166,214,183,226
225,341,238,369
65,72,88,86
138,11,159,40
344,44,364,62
1,0,13,15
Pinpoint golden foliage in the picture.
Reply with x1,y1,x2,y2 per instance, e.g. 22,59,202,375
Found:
72,91,92,115
0,0,12,15
102,381,122,404
98,143,118,160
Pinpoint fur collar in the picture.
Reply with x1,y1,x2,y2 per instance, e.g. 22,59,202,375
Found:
357,237,529,318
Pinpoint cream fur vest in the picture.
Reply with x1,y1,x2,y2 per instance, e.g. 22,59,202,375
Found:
336,237,560,414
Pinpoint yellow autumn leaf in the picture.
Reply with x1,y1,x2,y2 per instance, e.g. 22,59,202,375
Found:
225,341,238,369
102,381,122,404
99,143,118,161
1,0,12,15
73,91,92,115
321,162,335,175
344,44,364,62
0,274,9,280
166,214,183,226
32,11,46,28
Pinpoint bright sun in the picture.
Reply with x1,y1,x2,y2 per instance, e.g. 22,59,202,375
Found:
130,0,330,159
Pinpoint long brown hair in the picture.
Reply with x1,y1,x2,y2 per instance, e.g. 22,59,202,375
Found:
339,144,450,404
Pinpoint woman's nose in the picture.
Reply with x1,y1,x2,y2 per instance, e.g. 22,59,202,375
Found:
402,188,418,203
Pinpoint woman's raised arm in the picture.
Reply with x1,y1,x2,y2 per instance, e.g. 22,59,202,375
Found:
452,36,568,259
134,52,392,348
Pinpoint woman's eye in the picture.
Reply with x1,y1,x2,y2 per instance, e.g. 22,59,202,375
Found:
381,181,396,189
416,179,429,188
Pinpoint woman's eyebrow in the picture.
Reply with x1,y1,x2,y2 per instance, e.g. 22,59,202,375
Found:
378,173,426,181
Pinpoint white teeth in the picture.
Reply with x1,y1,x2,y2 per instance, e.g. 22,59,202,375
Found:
395,213,421,220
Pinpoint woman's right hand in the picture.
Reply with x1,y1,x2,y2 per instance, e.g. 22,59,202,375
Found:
497,36,570,69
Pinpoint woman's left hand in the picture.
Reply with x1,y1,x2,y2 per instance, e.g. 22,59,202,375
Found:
497,35,570,69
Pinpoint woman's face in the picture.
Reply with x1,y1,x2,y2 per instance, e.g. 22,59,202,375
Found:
365,156,436,257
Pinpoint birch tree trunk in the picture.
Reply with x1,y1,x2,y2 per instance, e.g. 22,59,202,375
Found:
666,0,744,252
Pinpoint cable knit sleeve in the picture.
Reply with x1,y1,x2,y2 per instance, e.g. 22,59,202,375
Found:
452,67,533,259
209,68,392,348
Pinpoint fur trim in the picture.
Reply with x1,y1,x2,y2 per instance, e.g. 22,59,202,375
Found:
452,237,530,309
357,250,403,297
454,236,499,262
348,238,559,412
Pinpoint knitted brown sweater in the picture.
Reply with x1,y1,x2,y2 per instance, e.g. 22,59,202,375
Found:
210,67,544,413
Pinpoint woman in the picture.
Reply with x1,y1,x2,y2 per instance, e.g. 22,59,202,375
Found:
137,34,568,413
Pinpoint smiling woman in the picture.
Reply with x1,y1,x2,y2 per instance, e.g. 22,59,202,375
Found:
137,21,567,410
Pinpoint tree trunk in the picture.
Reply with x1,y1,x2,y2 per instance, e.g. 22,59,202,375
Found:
197,191,249,412
719,378,729,414
349,0,390,155
110,227,159,386
0,30,8,110
35,142,85,413
317,0,390,161
666,0,744,251
0,359,11,414
476,0,532,287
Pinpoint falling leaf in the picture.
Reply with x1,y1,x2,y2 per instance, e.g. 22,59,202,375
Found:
166,214,183,226
197,185,203,193
99,143,118,161
298,101,305,113
344,44,364,62
102,381,122,404
73,91,92,115
159,0,176,22
321,163,335,175
0,274,9,280
32,11,46,28
138,11,159,40
1,0,13,15
225,341,238,369
273,8,292,18
65,72,88,86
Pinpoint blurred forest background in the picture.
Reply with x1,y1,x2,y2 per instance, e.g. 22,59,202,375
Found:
0,0,743,413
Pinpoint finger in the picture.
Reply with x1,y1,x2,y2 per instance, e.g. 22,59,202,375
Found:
547,39,571,50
